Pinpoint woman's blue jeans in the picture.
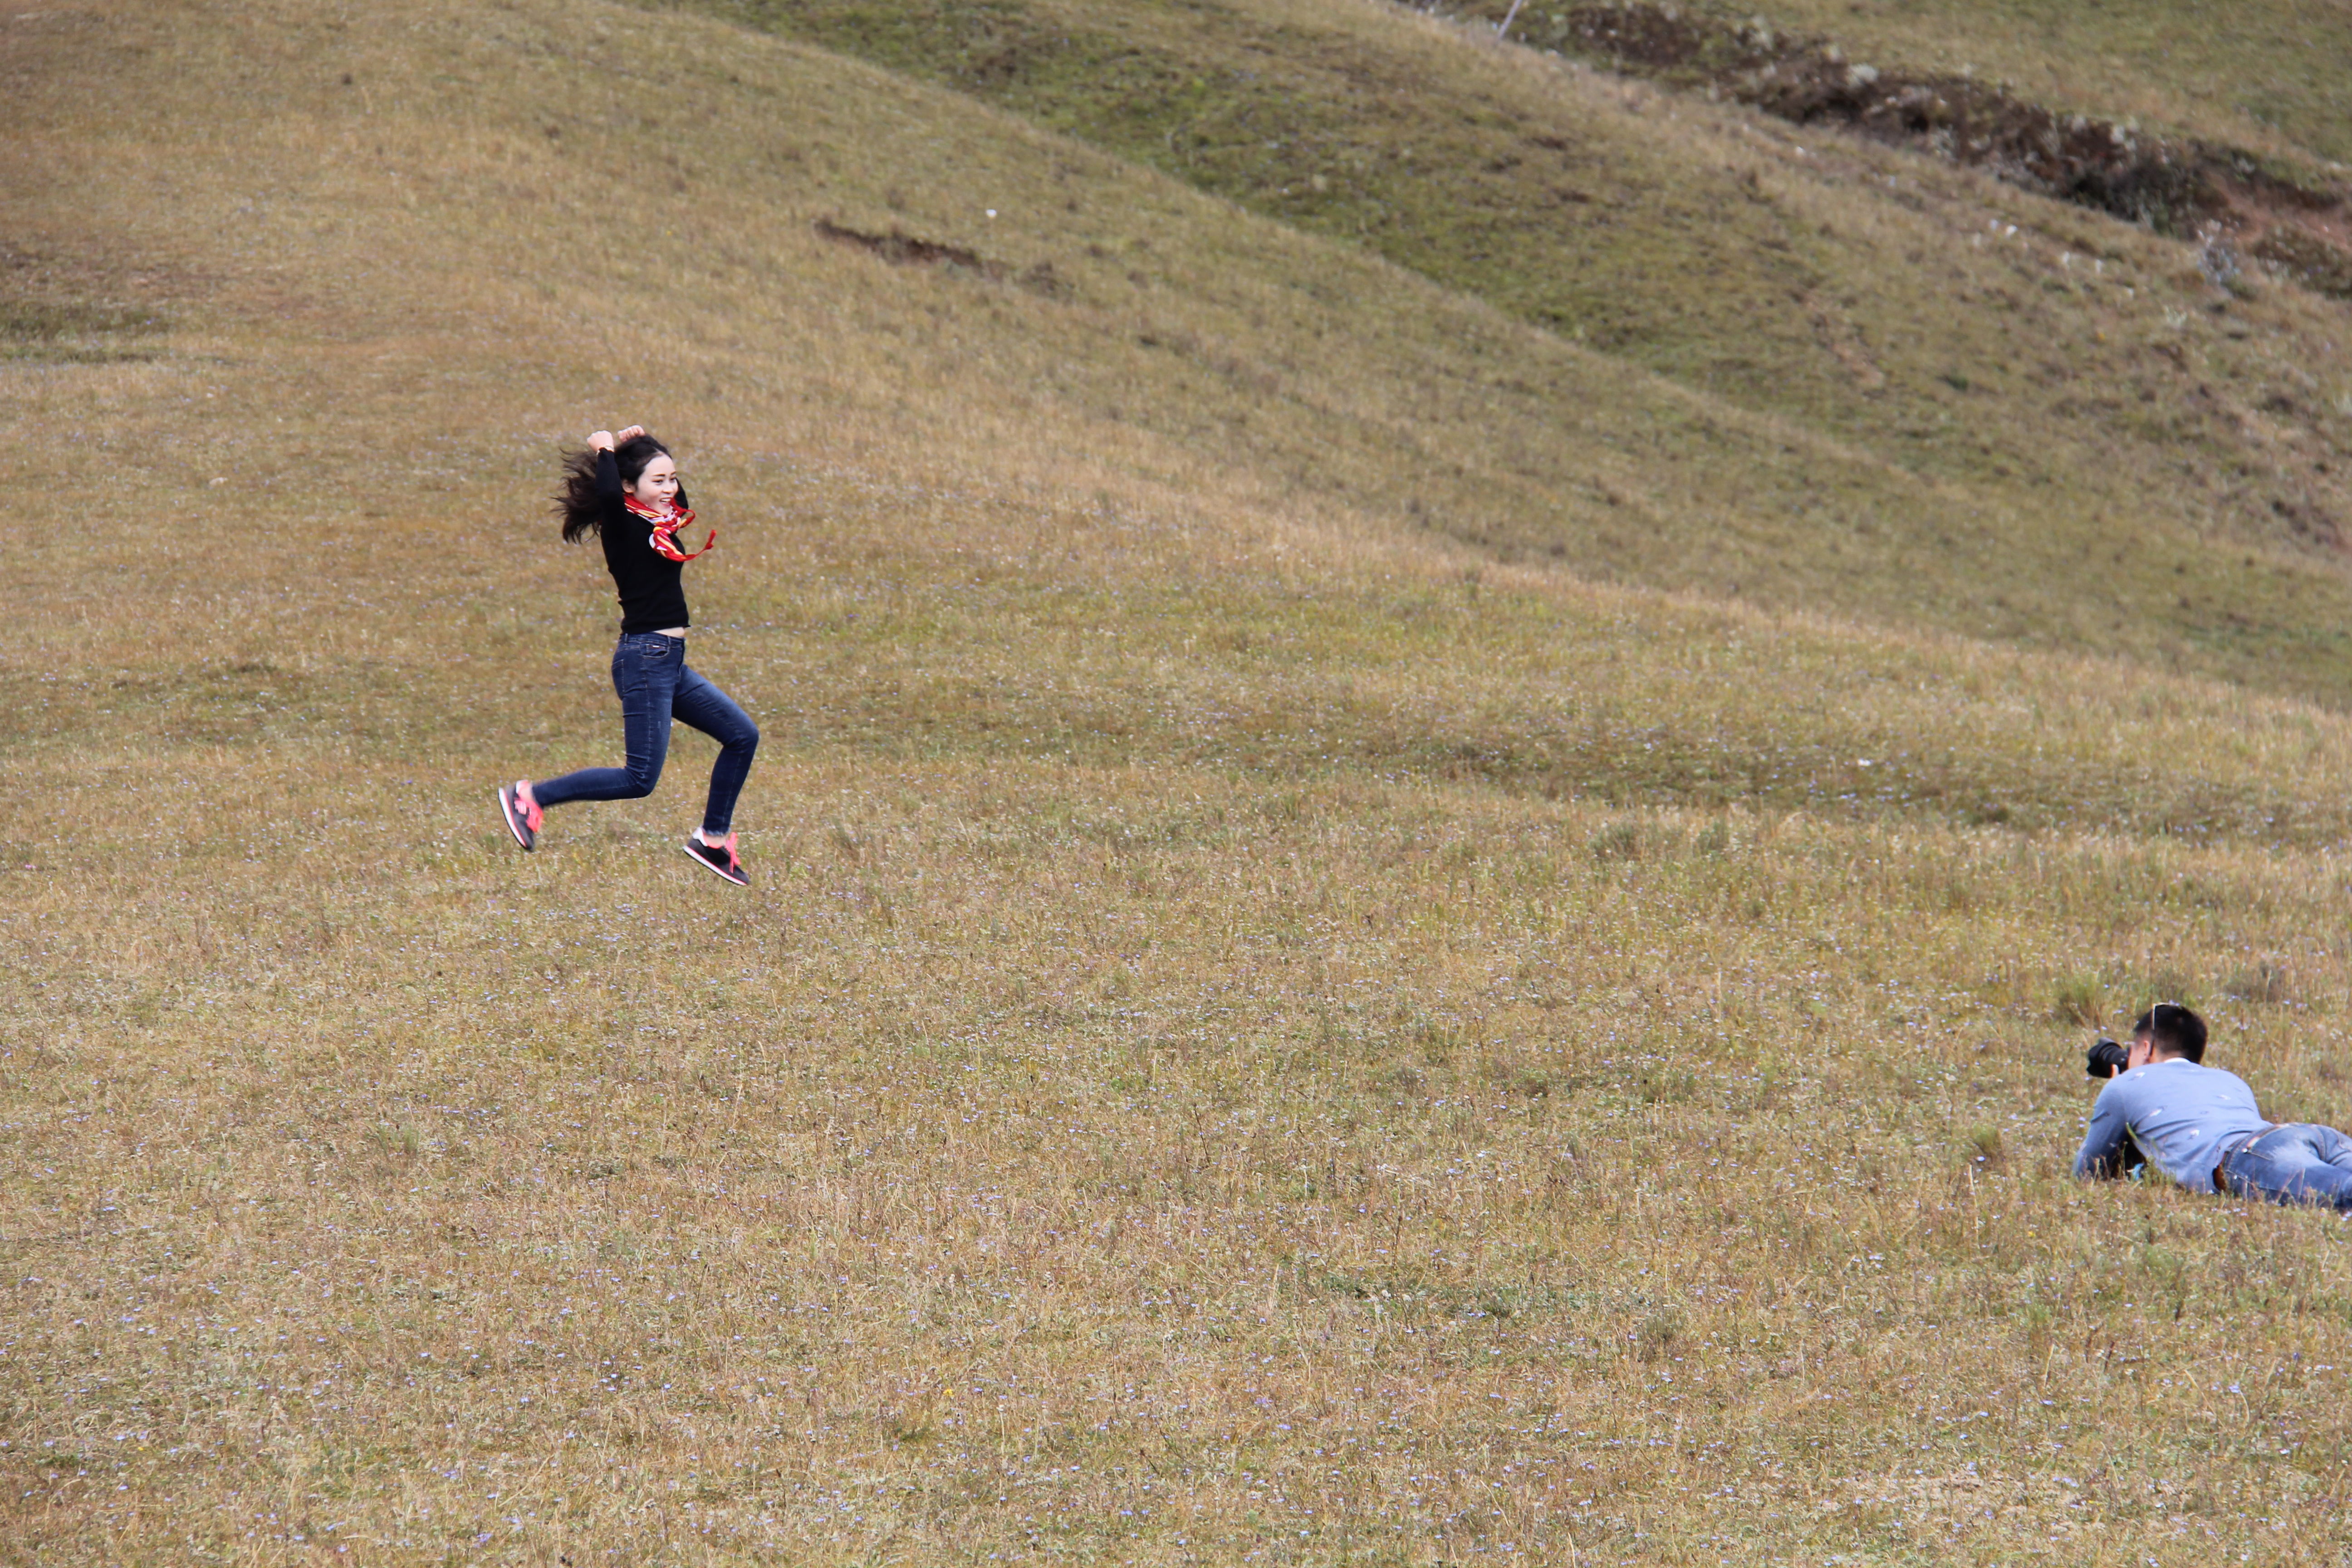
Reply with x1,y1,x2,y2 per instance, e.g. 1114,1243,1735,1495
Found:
2219,1124,2352,1211
533,633,759,836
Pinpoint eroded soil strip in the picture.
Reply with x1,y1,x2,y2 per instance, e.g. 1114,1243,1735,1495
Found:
1486,1,2352,298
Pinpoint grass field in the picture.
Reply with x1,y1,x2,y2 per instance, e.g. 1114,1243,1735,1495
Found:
10,0,2352,1562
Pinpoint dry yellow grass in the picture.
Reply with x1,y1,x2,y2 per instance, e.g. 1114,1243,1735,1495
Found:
8,1,2352,1563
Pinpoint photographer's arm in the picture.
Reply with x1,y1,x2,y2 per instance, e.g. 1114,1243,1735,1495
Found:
2073,1088,2135,1181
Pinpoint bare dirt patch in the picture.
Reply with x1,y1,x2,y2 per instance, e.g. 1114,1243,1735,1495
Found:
813,217,1072,298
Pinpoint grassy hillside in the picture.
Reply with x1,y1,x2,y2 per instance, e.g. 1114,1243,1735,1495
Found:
9,0,2352,1563
691,0,2352,705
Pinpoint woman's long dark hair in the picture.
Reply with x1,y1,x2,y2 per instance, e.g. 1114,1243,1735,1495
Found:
556,433,676,543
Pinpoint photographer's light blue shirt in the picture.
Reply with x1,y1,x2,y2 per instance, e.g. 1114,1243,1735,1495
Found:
2073,1058,2270,1194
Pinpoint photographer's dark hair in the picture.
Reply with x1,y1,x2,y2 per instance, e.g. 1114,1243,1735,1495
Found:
2134,1002,2207,1063
555,433,675,544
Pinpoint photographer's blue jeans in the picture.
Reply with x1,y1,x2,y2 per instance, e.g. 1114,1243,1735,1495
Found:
2219,1124,2352,1211
533,633,758,836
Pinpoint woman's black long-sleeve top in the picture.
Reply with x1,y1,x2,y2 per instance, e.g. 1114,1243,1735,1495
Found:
593,449,694,634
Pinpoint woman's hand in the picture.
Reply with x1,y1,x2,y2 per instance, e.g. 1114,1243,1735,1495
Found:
588,429,616,452
616,425,646,443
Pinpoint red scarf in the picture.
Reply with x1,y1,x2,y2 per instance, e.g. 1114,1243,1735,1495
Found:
623,494,715,562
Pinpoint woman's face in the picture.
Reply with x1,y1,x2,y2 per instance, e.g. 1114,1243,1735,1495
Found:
627,452,680,511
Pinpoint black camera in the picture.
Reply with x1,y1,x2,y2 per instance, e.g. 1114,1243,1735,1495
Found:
2086,1038,2131,1078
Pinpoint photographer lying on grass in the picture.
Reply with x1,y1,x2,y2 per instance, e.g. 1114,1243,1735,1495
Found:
2076,1002,2352,1211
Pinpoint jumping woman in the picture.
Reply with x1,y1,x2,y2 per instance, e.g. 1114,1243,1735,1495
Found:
497,424,759,886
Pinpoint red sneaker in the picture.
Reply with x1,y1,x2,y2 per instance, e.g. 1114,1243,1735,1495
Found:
497,782,543,851
681,830,748,886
